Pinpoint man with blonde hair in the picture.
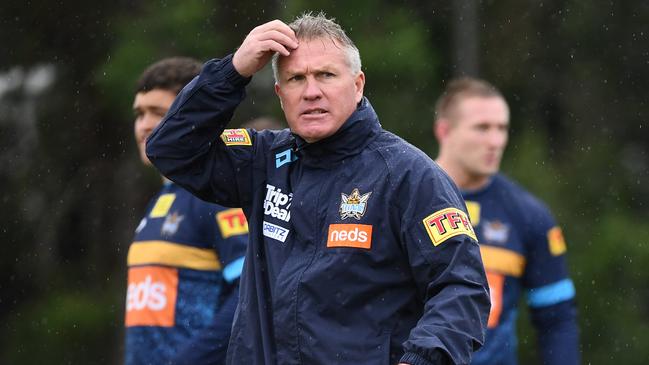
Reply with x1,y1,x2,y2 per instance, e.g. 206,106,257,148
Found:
147,14,490,365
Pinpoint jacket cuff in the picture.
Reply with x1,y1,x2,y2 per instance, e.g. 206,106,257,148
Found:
399,352,436,365
204,54,252,89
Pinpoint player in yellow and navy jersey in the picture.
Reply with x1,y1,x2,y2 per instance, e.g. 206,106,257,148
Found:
434,77,579,365
125,58,248,365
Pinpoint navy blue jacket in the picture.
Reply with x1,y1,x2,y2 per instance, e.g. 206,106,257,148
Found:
147,55,490,365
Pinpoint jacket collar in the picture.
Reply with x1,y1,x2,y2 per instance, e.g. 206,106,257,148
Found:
279,97,381,168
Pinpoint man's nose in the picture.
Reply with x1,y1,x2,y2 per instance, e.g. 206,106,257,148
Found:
302,77,323,100
488,130,508,148
141,113,161,131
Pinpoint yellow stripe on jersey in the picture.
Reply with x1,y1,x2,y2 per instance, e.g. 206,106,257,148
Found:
127,241,221,271
480,245,526,277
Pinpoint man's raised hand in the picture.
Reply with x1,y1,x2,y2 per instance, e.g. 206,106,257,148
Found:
232,20,299,78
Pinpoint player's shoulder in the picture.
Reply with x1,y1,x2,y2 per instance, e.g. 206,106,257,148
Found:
493,174,555,222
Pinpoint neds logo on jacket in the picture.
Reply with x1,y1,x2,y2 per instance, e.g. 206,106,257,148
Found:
327,224,373,249
125,266,178,327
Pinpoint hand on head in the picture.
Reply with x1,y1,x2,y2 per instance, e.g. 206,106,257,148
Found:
233,20,299,78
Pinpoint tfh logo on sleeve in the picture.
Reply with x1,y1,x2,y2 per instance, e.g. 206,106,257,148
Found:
217,208,248,238
422,207,477,246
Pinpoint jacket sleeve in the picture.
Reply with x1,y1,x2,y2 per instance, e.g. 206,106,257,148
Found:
522,202,579,365
146,55,254,207
212,207,248,282
399,167,491,365
171,203,248,365
530,300,580,365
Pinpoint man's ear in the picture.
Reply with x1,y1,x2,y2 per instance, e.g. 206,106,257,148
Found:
434,118,451,142
354,71,365,103
274,83,284,110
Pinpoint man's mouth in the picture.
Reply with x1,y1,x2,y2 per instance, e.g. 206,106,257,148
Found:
302,108,327,115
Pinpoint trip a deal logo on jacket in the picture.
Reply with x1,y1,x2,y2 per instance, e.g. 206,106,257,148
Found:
262,184,292,243
125,266,178,327
422,207,477,246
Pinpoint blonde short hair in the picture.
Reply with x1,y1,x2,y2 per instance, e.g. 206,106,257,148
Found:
272,12,361,82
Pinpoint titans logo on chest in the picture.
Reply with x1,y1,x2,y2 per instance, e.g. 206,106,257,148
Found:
161,212,184,236
340,188,372,220
483,220,510,244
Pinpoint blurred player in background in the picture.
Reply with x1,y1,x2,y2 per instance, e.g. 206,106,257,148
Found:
433,77,579,365
125,57,249,365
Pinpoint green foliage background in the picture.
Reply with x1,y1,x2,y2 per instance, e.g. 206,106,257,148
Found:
1,1,648,363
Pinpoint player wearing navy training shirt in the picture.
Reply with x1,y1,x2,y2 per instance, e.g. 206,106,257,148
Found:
124,58,248,365
434,78,579,365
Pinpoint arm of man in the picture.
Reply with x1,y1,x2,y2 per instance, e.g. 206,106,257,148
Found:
145,55,251,207
171,282,240,365
146,20,297,206
172,206,248,364
530,300,579,365
524,206,579,365
398,166,491,365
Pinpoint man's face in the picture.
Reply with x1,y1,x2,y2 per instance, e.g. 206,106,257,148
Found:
444,96,510,178
274,38,365,143
133,89,176,165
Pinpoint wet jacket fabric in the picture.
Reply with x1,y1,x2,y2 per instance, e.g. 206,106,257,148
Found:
464,175,579,365
146,55,490,365
124,182,248,365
